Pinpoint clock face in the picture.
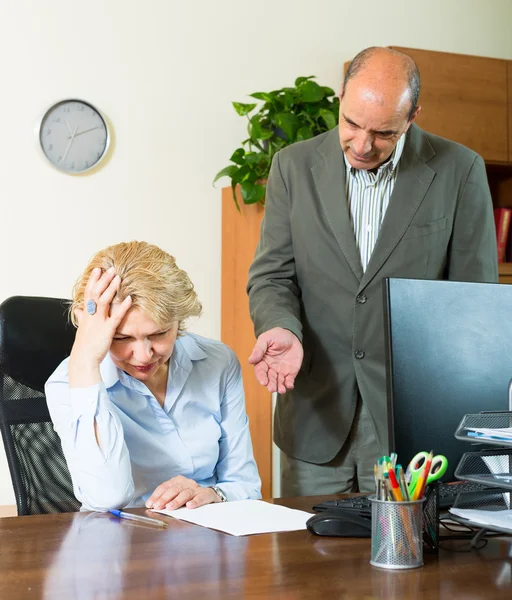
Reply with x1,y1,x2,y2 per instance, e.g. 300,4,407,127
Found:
39,99,109,173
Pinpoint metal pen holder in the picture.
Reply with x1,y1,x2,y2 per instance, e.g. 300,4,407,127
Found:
370,496,426,569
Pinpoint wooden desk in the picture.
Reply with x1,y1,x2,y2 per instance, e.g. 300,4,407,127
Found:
0,496,511,599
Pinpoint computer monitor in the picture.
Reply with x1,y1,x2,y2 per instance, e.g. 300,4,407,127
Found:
384,277,512,482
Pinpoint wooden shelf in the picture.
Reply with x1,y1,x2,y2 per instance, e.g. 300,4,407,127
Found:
499,263,512,283
499,263,512,274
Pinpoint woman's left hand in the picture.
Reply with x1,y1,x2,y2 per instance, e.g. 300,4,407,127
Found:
145,476,222,510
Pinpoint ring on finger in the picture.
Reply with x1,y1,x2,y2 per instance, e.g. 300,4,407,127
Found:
86,299,97,315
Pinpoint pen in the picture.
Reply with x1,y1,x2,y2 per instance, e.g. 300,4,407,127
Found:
383,472,394,501
387,467,404,502
109,509,168,528
398,465,410,501
467,431,512,442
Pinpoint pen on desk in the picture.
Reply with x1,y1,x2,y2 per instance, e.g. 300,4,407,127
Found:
109,509,168,528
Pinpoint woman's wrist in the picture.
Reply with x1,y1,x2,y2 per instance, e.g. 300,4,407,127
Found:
69,350,102,388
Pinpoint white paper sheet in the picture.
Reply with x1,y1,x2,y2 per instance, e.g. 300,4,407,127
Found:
449,508,512,531
465,427,512,441
153,500,313,536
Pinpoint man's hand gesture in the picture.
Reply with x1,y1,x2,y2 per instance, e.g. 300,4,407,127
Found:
248,327,303,394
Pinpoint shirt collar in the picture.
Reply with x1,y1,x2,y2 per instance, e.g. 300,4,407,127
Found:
99,332,208,390
344,132,406,175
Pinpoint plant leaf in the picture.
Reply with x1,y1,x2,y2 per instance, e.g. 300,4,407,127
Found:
231,181,240,212
318,108,337,130
213,164,239,185
249,116,263,142
241,181,266,204
294,76,315,86
259,127,274,140
231,164,252,184
275,113,300,142
299,80,325,103
232,102,257,116
230,148,246,165
249,92,273,102
245,152,263,165
282,91,295,109
296,126,314,142
322,86,336,97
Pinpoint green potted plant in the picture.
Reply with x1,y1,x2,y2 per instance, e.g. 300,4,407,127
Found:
214,76,340,209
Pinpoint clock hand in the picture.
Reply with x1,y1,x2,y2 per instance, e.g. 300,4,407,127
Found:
62,125,79,162
68,126,100,139
64,119,73,136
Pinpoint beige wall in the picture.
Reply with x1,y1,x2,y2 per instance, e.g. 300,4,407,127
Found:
0,0,511,506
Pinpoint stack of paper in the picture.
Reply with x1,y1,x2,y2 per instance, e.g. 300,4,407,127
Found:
449,508,512,531
154,500,313,536
465,427,512,442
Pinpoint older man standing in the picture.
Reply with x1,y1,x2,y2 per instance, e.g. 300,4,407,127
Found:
247,47,498,496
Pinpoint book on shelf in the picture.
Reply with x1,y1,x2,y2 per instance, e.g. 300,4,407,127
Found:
494,208,512,263
505,216,512,263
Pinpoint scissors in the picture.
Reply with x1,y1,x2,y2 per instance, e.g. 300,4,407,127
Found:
406,451,448,495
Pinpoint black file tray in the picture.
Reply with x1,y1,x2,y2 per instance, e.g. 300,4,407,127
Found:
454,412,512,447
454,448,512,490
451,412,512,543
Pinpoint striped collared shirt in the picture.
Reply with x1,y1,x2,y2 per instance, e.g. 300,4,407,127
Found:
344,134,406,271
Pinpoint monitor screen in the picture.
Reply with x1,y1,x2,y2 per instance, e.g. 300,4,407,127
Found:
384,277,512,482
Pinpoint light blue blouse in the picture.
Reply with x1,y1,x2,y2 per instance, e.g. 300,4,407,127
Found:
45,332,261,512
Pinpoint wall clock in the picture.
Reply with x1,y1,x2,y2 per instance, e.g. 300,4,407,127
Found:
39,99,110,174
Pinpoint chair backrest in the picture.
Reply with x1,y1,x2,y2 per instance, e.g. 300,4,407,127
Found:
383,278,511,482
0,296,81,515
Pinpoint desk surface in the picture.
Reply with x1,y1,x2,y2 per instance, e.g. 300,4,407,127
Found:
0,496,511,599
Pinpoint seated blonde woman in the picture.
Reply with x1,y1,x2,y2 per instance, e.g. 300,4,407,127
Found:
45,241,261,512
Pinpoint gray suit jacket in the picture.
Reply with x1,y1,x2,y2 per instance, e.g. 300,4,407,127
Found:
247,124,498,463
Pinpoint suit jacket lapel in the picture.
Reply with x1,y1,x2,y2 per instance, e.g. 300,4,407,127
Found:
359,126,436,290
312,129,364,282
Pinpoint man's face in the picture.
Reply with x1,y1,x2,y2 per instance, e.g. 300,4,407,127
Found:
338,78,420,171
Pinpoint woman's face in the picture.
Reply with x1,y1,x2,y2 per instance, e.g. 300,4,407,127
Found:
109,307,178,385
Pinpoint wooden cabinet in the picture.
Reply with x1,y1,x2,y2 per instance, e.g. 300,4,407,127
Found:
221,188,272,497
509,61,512,162
389,47,509,163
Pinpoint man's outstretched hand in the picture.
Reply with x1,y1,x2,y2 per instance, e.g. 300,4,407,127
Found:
248,327,303,394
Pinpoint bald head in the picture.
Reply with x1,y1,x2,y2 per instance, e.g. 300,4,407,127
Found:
337,47,421,170
342,47,420,120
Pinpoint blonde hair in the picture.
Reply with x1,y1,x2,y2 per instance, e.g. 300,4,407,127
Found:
70,241,202,332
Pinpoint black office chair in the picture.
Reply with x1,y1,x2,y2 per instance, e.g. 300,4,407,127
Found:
0,296,81,515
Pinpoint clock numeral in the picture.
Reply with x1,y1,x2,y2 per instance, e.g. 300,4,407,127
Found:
46,129,52,135
84,161,89,168
53,118,60,123
96,152,101,159
57,156,62,162
48,144,53,151
78,104,84,111
64,107,70,113
70,162,75,169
